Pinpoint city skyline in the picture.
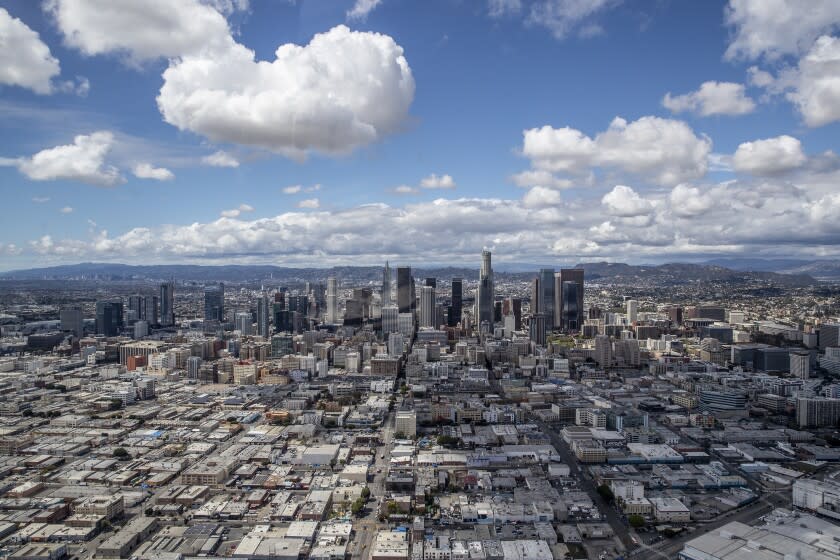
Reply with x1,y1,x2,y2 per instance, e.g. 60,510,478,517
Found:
2,1,840,270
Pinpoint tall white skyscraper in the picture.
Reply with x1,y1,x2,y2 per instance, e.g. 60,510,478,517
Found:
235,312,253,335
382,261,391,305
626,299,638,324
326,277,338,323
420,285,435,328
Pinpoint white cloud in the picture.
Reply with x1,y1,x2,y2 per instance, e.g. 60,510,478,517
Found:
347,0,382,21
668,183,714,217
44,0,235,63
392,185,419,195
601,185,654,217
11,131,124,186
202,150,239,168
419,173,456,190
662,81,756,116
158,25,415,158
747,66,775,87
282,184,320,194
132,162,174,181
59,206,73,214
520,116,711,186
509,169,573,189
786,35,840,127
32,197,51,203
18,167,840,265
724,0,840,61
522,186,562,208
220,203,254,218
527,0,616,40
0,8,61,94
489,0,521,17
297,198,320,209
732,135,806,175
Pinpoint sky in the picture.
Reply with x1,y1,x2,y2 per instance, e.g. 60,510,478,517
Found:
1,0,840,271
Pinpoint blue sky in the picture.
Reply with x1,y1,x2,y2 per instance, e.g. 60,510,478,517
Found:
1,0,840,270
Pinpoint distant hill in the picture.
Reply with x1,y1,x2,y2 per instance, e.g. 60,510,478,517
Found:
574,261,817,286
703,258,840,280
0,261,819,286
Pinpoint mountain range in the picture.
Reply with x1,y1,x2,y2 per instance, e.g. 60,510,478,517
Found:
0,260,826,286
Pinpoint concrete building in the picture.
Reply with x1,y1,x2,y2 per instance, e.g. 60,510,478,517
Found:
395,410,417,438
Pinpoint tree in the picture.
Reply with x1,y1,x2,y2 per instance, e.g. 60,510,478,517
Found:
109,399,123,411
361,487,371,500
597,484,614,503
386,501,398,514
628,514,645,528
113,447,129,460
351,498,364,515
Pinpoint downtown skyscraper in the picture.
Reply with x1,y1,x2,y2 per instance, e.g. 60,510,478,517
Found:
448,277,463,327
476,250,494,326
396,266,414,315
557,268,584,331
382,261,391,305
160,281,175,326
204,284,225,323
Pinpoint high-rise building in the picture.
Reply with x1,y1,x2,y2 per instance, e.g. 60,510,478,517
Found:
476,250,494,326
96,300,124,336
382,305,399,335
60,306,84,337
326,277,339,323
798,397,840,428
420,285,435,328
539,268,555,330
160,281,175,326
791,352,811,379
235,312,253,335
425,277,437,288
626,299,639,324
595,334,612,367
397,266,414,314
144,295,159,326
128,295,143,323
529,313,546,345
256,294,270,338
204,284,225,323
820,323,840,351
448,277,463,327
558,268,584,331
382,262,392,305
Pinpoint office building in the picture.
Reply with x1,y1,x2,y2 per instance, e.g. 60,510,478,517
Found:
235,312,253,335
256,293,270,338
395,410,417,438
96,300,124,336
397,266,414,314
626,299,638,323
144,295,158,326
204,284,225,323
798,397,840,428
420,285,435,328
382,305,399,336
60,306,84,337
595,334,611,367
476,250,494,326
529,313,546,346
159,281,175,326
381,261,391,305
558,268,584,331
448,277,462,327
699,389,747,416
820,323,840,351
538,267,554,330
325,277,339,323
791,351,810,379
